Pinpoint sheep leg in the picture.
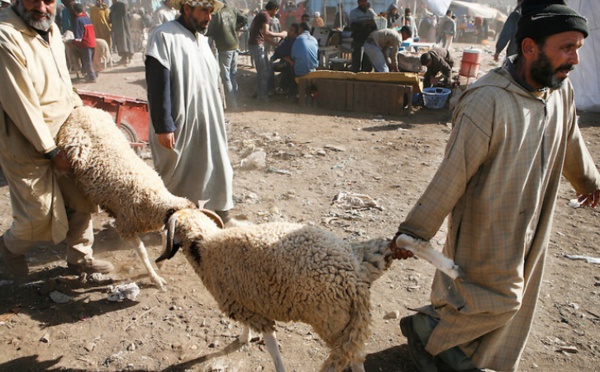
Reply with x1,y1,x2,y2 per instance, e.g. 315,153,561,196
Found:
239,325,252,344
263,330,286,372
129,235,167,290
396,234,463,279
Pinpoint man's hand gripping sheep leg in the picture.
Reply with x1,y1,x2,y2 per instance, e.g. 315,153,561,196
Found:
392,233,463,280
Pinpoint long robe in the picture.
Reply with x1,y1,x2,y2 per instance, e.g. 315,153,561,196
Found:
398,65,600,371
145,21,233,212
0,9,95,244
109,1,134,57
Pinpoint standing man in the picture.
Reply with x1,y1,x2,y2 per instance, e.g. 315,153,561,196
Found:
439,9,455,50
393,1,598,371
420,46,453,88
152,0,177,30
0,0,113,278
145,0,238,226
71,2,97,82
90,0,111,51
494,0,522,62
362,28,407,72
349,0,376,72
110,0,134,66
206,0,246,109
333,3,349,30
247,0,287,102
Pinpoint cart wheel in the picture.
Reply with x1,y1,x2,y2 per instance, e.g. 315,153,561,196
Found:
119,121,142,156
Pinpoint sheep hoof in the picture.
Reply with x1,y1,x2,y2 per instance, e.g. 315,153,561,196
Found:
153,276,168,291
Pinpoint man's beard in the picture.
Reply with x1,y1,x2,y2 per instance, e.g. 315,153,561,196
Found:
530,49,574,90
191,18,209,33
15,1,55,31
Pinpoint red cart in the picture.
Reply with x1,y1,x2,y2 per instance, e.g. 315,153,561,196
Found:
78,89,150,153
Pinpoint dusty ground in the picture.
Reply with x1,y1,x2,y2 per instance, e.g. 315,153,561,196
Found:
0,43,599,372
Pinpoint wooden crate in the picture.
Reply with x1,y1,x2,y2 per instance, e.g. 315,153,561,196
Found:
298,78,412,116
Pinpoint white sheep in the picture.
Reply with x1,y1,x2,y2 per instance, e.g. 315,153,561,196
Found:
56,106,196,289
156,208,396,372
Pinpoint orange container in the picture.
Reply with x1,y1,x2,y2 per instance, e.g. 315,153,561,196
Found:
459,48,483,78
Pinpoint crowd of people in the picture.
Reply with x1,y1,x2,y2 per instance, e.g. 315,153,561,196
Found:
1,0,599,371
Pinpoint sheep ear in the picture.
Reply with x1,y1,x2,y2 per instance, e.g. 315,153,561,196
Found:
197,199,210,209
200,209,224,229
156,213,180,263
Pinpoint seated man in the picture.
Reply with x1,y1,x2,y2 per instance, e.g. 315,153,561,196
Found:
363,26,412,72
420,47,454,88
290,21,318,94
268,23,299,95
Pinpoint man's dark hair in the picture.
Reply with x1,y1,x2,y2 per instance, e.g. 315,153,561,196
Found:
400,25,412,37
405,8,411,16
420,52,432,65
265,0,279,11
290,23,299,35
301,13,309,20
73,3,84,13
516,35,547,60
299,21,311,33
446,9,452,16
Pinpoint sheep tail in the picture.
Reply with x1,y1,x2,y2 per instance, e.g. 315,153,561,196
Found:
320,281,371,372
351,238,394,284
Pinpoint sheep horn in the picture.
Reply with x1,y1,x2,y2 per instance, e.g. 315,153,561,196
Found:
200,209,224,229
156,213,180,263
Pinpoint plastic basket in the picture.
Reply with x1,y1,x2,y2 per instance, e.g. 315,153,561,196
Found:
422,87,451,109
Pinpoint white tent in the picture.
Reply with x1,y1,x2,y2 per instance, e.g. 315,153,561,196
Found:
451,1,501,19
566,0,600,112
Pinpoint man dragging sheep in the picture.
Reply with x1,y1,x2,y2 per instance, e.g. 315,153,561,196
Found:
145,0,241,227
0,0,113,278
391,1,600,371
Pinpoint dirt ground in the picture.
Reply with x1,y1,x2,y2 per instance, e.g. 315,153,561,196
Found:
0,42,599,372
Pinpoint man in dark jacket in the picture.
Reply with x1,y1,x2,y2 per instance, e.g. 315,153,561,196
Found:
420,47,454,88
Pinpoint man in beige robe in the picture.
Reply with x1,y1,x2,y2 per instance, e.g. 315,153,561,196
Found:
0,0,113,278
392,1,599,371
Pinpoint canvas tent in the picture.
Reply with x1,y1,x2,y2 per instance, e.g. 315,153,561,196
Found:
566,0,600,112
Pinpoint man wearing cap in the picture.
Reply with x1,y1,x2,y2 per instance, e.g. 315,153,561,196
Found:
391,0,599,371
0,0,114,278
145,0,239,227
0,0,11,12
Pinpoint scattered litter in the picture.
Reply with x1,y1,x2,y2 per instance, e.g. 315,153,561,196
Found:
40,333,51,343
567,199,582,208
107,282,140,302
556,345,579,354
266,167,292,175
332,192,383,211
49,290,71,304
564,254,600,264
240,151,266,170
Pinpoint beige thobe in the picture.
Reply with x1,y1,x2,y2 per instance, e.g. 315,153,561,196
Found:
399,66,600,371
0,9,95,249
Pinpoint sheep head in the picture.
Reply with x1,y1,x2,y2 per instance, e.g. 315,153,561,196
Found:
156,209,224,264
